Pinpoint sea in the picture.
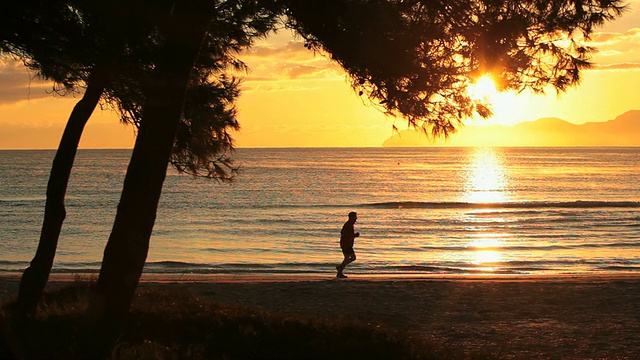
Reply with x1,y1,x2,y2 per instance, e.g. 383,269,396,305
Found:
1,147,639,277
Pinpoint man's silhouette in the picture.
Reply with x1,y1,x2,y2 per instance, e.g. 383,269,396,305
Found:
336,211,360,278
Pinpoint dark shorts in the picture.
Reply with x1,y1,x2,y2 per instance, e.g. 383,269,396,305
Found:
341,247,355,256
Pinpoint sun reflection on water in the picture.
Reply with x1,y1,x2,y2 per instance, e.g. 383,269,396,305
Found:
470,237,503,269
460,149,512,273
462,147,510,204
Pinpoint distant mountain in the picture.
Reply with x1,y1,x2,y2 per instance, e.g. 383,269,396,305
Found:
382,110,640,147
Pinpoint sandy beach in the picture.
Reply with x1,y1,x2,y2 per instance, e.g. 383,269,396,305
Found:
2,273,639,359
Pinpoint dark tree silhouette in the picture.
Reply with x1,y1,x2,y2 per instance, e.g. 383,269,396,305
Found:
91,0,277,327
284,0,625,136
1,0,176,312
1,1,121,312
1,0,269,312
15,71,108,313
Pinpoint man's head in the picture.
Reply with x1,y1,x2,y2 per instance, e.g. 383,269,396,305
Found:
348,211,357,222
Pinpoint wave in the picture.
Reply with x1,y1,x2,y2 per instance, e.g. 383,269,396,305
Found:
174,200,640,211
598,265,640,271
386,265,525,275
0,260,29,270
419,241,640,252
3,259,634,276
0,197,46,204
146,261,210,269
360,200,640,210
143,261,331,274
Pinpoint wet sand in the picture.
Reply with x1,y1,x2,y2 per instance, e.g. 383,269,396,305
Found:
2,273,639,359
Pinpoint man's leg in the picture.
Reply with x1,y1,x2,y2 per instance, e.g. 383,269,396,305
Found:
337,251,356,277
337,255,349,274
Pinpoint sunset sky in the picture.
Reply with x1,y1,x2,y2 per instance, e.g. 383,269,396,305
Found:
1,1,639,149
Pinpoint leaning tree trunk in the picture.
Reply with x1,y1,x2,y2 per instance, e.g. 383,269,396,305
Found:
17,71,106,313
92,3,211,327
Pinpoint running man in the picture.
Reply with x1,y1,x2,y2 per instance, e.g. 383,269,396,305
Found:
336,211,360,278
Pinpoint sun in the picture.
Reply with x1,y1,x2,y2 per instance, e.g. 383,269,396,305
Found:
468,75,498,101
465,74,525,126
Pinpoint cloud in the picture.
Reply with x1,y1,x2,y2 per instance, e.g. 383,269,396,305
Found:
591,28,640,46
240,82,323,93
593,62,640,70
589,27,640,68
241,67,345,92
0,119,135,149
237,37,345,88
0,60,53,104
598,49,624,57
243,40,313,61
283,65,323,79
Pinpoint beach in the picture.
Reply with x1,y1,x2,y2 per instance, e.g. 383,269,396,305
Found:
2,273,639,359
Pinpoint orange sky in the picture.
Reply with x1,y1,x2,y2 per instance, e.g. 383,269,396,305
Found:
1,2,639,149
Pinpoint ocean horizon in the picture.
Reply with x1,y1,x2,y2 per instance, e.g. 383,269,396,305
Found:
1,147,639,277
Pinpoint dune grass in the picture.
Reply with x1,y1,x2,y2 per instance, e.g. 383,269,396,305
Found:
0,280,500,360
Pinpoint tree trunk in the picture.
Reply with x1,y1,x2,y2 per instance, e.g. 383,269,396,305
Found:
17,71,106,313
92,3,211,326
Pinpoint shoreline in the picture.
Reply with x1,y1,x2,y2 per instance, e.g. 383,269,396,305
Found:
2,271,640,284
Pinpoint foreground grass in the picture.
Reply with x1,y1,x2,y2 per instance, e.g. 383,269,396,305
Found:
1,282,499,360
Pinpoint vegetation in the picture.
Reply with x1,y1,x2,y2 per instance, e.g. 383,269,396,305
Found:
284,0,626,136
92,0,279,327
0,283,499,360
2,0,116,313
2,0,275,313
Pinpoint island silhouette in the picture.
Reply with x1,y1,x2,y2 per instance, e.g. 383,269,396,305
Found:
382,110,640,147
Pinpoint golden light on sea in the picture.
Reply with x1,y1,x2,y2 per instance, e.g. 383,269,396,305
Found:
462,147,510,203
470,237,503,270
